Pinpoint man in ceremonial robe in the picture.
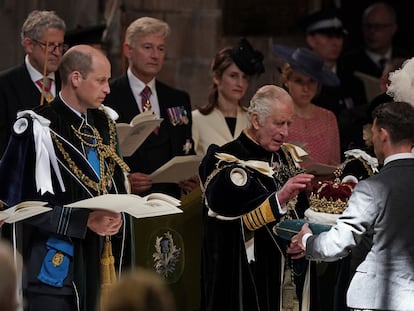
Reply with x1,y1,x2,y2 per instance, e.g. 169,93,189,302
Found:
199,85,314,311
0,45,133,311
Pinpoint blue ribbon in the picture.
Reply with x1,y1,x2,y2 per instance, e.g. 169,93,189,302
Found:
37,236,74,288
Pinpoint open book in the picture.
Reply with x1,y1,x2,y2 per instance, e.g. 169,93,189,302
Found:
0,201,51,223
65,193,182,219
116,110,163,157
150,155,202,184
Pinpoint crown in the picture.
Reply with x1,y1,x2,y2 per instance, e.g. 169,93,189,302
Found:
309,180,356,214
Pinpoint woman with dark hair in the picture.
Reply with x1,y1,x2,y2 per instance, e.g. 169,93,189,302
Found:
192,38,264,156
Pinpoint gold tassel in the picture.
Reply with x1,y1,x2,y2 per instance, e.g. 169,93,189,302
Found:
100,236,117,308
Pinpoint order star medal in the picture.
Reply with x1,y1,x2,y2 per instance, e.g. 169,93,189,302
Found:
52,251,64,267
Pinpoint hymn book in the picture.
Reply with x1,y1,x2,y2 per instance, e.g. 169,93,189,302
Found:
150,155,202,184
65,193,182,219
116,110,163,157
0,201,51,223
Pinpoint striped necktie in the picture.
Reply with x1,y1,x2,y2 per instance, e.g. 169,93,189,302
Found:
36,77,54,104
140,85,152,111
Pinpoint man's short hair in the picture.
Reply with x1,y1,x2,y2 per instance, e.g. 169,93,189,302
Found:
373,101,414,144
20,10,66,43
248,85,291,125
125,17,170,47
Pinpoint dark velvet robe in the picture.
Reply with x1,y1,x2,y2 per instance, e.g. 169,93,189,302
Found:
199,131,309,311
0,97,133,311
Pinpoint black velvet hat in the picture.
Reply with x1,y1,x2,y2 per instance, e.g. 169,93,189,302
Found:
230,38,265,75
273,44,340,86
301,9,347,36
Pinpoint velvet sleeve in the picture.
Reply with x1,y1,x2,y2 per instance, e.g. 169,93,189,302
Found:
203,162,284,229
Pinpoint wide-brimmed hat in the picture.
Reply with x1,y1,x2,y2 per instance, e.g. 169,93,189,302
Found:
230,38,265,75
273,44,340,86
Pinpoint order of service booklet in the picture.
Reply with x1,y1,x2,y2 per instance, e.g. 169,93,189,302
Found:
150,155,202,184
116,110,163,157
0,201,51,223
65,193,182,219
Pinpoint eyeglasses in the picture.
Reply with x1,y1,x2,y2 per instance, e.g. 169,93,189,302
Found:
363,23,394,32
32,39,69,53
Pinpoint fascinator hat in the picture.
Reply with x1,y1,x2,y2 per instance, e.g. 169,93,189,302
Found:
273,44,340,86
387,57,414,106
230,38,265,75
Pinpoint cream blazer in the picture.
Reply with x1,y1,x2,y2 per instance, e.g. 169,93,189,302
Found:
192,106,248,156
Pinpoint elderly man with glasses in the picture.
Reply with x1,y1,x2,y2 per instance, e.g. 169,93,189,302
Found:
0,10,67,157
343,2,410,79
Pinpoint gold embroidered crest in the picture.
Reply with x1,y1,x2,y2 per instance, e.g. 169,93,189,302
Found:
52,252,64,267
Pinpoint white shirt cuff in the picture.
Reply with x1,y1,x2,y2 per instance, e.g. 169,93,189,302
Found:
275,193,287,214
302,233,313,249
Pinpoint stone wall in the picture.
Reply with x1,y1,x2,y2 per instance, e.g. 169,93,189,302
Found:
0,0,318,108
110,0,308,108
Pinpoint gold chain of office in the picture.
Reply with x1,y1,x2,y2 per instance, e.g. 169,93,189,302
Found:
51,114,130,194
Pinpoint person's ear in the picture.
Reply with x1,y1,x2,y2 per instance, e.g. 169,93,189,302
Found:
306,35,316,50
212,74,220,86
251,112,260,130
390,23,398,37
379,127,389,142
23,37,34,53
123,43,132,59
71,71,82,87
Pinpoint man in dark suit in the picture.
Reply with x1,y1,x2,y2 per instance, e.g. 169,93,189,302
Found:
290,101,414,311
104,16,198,199
343,2,409,78
303,9,368,154
104,17,201,311
0,10,66,156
